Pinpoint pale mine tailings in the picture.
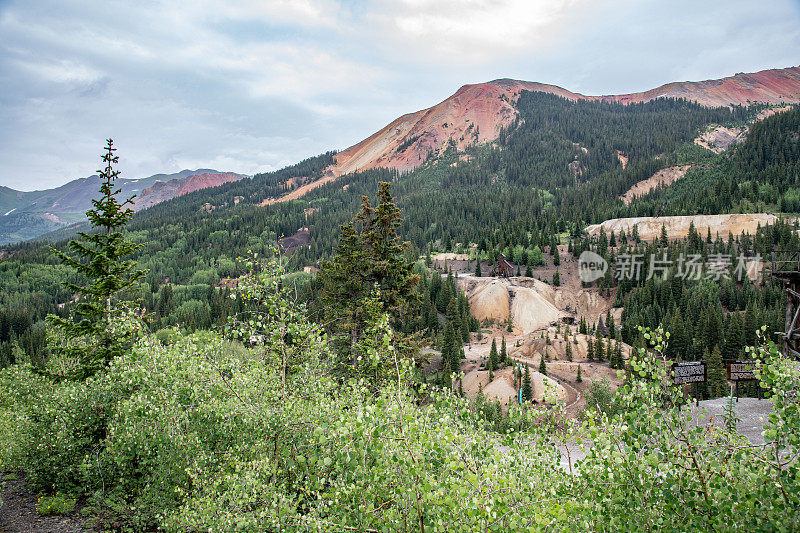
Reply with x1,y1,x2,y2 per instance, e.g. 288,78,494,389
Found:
585,214,779,241
454,275,613,334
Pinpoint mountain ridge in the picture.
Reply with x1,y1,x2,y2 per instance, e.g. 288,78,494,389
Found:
0,169,243,245
325,65,800,181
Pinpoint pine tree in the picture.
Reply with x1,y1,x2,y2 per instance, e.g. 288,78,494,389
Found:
576,364,582,382
723,312,744,360
426,299,439,334
553,270,560,286
538,354,547,375
460,313,471,344
705,346,727,398
522,365,533,401
500,336,507,364
489,338,498,371
475,260,482,277
442,357,452,388
320,182,419,364
49,139,144,378
587,336,595,361
743,300,757,347
594,334,605,362
668,309,687,360
565,340,573,362
442,322,456,370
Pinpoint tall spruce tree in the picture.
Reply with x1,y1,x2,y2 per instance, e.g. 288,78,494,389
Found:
320,182,419,365
49,139,144,378
489,338,498,371
522,364,533,401
705,346,727,398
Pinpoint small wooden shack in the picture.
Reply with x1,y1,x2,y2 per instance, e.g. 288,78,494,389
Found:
494,254,513,278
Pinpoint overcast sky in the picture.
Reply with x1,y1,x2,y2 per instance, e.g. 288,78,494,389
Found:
1,0,799,190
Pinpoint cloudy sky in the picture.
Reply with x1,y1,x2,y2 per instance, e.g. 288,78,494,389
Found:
1,0,799,190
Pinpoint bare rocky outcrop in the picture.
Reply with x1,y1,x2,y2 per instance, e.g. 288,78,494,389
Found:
620,165,693,204
455,275,568,333
694,126,746,153
585,213,779,241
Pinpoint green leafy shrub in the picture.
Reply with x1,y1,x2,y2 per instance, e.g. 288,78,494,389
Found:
36,493,76,515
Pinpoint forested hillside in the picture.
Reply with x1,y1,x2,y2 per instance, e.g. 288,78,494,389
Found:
1,97,798,368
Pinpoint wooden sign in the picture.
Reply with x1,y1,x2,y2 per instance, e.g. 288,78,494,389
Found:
726,360,757,382
672,361,706,384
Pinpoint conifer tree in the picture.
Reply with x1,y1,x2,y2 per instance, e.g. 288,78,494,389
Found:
475,261,482,277
565,340,573,362
576,364,583,383
320,182,419,364
705,346,727,398
442,322,456,370
743,300,757,347
489,338,498,371
460,314,471,344
522,365,533,401
49,139,143,378
538,354,547,375
500,336,507,364
594,334,605,362
723,312,744,360
442,357,452,388
426,299,439,334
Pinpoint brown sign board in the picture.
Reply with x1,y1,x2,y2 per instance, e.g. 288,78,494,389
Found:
726,360,757,382
672,361,706,384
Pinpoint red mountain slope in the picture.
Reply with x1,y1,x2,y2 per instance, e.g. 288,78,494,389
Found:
327,66,800,179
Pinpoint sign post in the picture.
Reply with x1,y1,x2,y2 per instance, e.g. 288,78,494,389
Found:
671,361,706,406
726,360,758,402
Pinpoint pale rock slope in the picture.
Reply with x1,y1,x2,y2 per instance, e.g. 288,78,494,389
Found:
585,214,779,241
620,165,693,205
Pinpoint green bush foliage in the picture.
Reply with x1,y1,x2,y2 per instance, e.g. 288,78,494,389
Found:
36,493,76,516
2,313,800,531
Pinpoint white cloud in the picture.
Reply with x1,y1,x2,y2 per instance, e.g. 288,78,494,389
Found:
15,57,103,85
374,0,602,63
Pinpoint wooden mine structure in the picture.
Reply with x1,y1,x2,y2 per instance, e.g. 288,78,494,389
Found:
768,250,800,360
494,254,513,278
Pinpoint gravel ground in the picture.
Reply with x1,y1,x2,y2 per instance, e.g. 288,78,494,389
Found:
555,396,774,472
0,474,86,533
688,396,774,445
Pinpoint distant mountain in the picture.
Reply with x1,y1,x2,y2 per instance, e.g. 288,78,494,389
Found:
133,172,242,210
325,65,800,179
0,169,242,244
